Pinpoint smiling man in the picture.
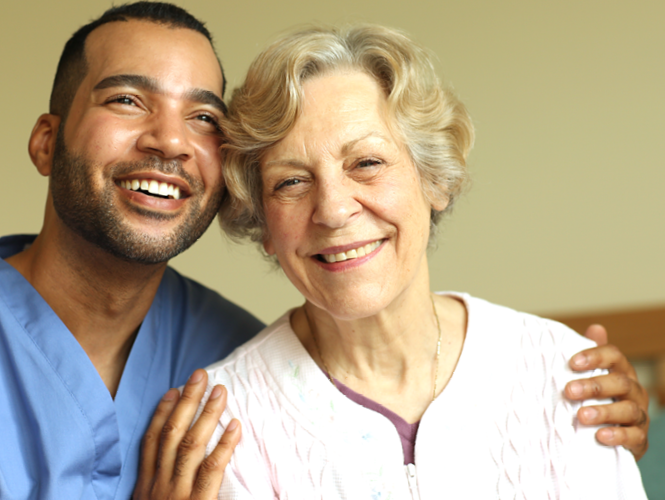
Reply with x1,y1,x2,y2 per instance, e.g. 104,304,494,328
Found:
0,3,262,499
0,2,652,500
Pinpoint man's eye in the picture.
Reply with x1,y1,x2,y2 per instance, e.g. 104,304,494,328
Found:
194,113,221,130
109,96,136,106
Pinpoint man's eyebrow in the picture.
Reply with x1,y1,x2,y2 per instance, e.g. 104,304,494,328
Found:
93,74,227,115
184,88,228,115
93,74,159,92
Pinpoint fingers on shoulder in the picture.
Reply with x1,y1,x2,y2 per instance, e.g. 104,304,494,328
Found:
572,344,628,371
191,419,242,496
579,400,647,426
596,424,649,460
142,389,180,449
578,372,635,399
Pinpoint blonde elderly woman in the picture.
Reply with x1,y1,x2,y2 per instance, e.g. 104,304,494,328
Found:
193,25,646,498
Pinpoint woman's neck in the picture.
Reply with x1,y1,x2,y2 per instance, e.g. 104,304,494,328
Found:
292,287,467,423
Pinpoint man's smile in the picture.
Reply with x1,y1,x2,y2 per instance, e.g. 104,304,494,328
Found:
118,178,182,200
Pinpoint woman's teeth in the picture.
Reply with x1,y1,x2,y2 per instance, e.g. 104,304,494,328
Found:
118,179,181,200
320,240,382,263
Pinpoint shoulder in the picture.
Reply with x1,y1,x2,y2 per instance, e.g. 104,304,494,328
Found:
446,291,596,358
155,267,265,383
202,308,327,430
204,310,296,387
160,267,262,327
439,294,649,498
159,266,264,334
198,311,307,454
197,313,300,496
0,234,36,260
439,291,600,402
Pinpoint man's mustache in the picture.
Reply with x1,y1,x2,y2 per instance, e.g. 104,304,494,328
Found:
111,156,196,186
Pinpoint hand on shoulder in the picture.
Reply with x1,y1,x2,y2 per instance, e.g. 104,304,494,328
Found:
566,325,649,461
133,369,241,500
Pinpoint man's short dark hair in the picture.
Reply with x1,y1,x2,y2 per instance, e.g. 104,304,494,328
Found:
49,1,225,121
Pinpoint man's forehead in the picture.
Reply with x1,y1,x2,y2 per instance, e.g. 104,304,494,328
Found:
83,19,223,97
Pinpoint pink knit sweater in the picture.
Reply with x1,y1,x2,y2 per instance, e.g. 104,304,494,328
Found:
200,293,646,499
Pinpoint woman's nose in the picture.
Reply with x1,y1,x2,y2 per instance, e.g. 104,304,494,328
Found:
136,112,194,161
311,177,362,228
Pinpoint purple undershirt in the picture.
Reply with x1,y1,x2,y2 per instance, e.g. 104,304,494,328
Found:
329,375,420,465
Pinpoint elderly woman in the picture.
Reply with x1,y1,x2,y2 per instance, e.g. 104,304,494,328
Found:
188,25,646,498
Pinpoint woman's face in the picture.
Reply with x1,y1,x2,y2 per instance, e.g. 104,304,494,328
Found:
261,70,445,320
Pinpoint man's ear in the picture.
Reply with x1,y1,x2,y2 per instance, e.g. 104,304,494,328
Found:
28,114,61,177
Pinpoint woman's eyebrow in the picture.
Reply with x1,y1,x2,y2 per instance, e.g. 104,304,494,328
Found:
263,158,309,169
340,131,390,155
263,132,393,168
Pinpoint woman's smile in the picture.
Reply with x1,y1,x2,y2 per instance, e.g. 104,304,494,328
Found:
311,238,387,273
315,239,384,263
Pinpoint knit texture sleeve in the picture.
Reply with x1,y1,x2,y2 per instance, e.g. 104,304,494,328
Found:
198,368,277,499
489,313,646,499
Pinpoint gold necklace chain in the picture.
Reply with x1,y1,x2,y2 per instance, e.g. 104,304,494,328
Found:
303,293,443,402
431,293,442,401
304,306,337,388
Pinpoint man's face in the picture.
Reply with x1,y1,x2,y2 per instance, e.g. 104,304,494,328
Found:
51,20,225,264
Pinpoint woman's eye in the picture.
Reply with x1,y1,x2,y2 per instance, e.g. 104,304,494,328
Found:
275,178,302,190
357,158,382,168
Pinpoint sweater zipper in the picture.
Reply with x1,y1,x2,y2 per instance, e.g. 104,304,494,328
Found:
405,463,420,500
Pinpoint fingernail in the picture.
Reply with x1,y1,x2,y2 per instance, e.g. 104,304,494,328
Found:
581,407,599,421
188,370,203,384
162,388,178,401
227,419,239,432
210,386,223,400
568,382,583,397
572,354,588,368
597,427,614,442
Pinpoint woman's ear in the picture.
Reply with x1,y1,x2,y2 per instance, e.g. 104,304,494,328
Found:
429,190,449,213
28,114,61,177
263,235,275,256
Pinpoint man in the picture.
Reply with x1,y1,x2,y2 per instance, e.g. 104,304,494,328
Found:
0,3,650,500
0,3,261,499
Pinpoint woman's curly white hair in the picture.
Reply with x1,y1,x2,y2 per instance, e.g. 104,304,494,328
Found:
219,24,474,253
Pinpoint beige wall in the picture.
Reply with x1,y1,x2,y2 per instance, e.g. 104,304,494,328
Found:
2,0,663,324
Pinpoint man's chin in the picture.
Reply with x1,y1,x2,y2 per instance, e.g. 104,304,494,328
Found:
92,233,190,265
67,217,200,265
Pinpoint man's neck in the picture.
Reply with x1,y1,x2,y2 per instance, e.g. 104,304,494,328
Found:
6,223,168,398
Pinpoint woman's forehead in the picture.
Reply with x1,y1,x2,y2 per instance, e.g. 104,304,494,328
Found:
281,74,396,144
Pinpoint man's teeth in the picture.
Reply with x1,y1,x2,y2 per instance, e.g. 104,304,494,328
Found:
321,240,381,263
119,179,181,200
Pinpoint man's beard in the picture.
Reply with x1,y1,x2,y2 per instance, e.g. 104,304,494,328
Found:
50,129,223,264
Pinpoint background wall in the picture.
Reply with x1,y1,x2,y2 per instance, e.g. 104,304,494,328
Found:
2,0,663,325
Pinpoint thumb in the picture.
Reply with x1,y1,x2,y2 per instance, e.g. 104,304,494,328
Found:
584,324,608,346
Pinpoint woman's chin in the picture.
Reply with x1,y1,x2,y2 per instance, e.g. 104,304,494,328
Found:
305,290,395,321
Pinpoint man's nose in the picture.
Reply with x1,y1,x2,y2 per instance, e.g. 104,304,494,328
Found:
136,111,195,161
311,176,362,229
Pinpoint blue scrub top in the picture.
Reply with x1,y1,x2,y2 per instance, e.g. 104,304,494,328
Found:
0,234,264,500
